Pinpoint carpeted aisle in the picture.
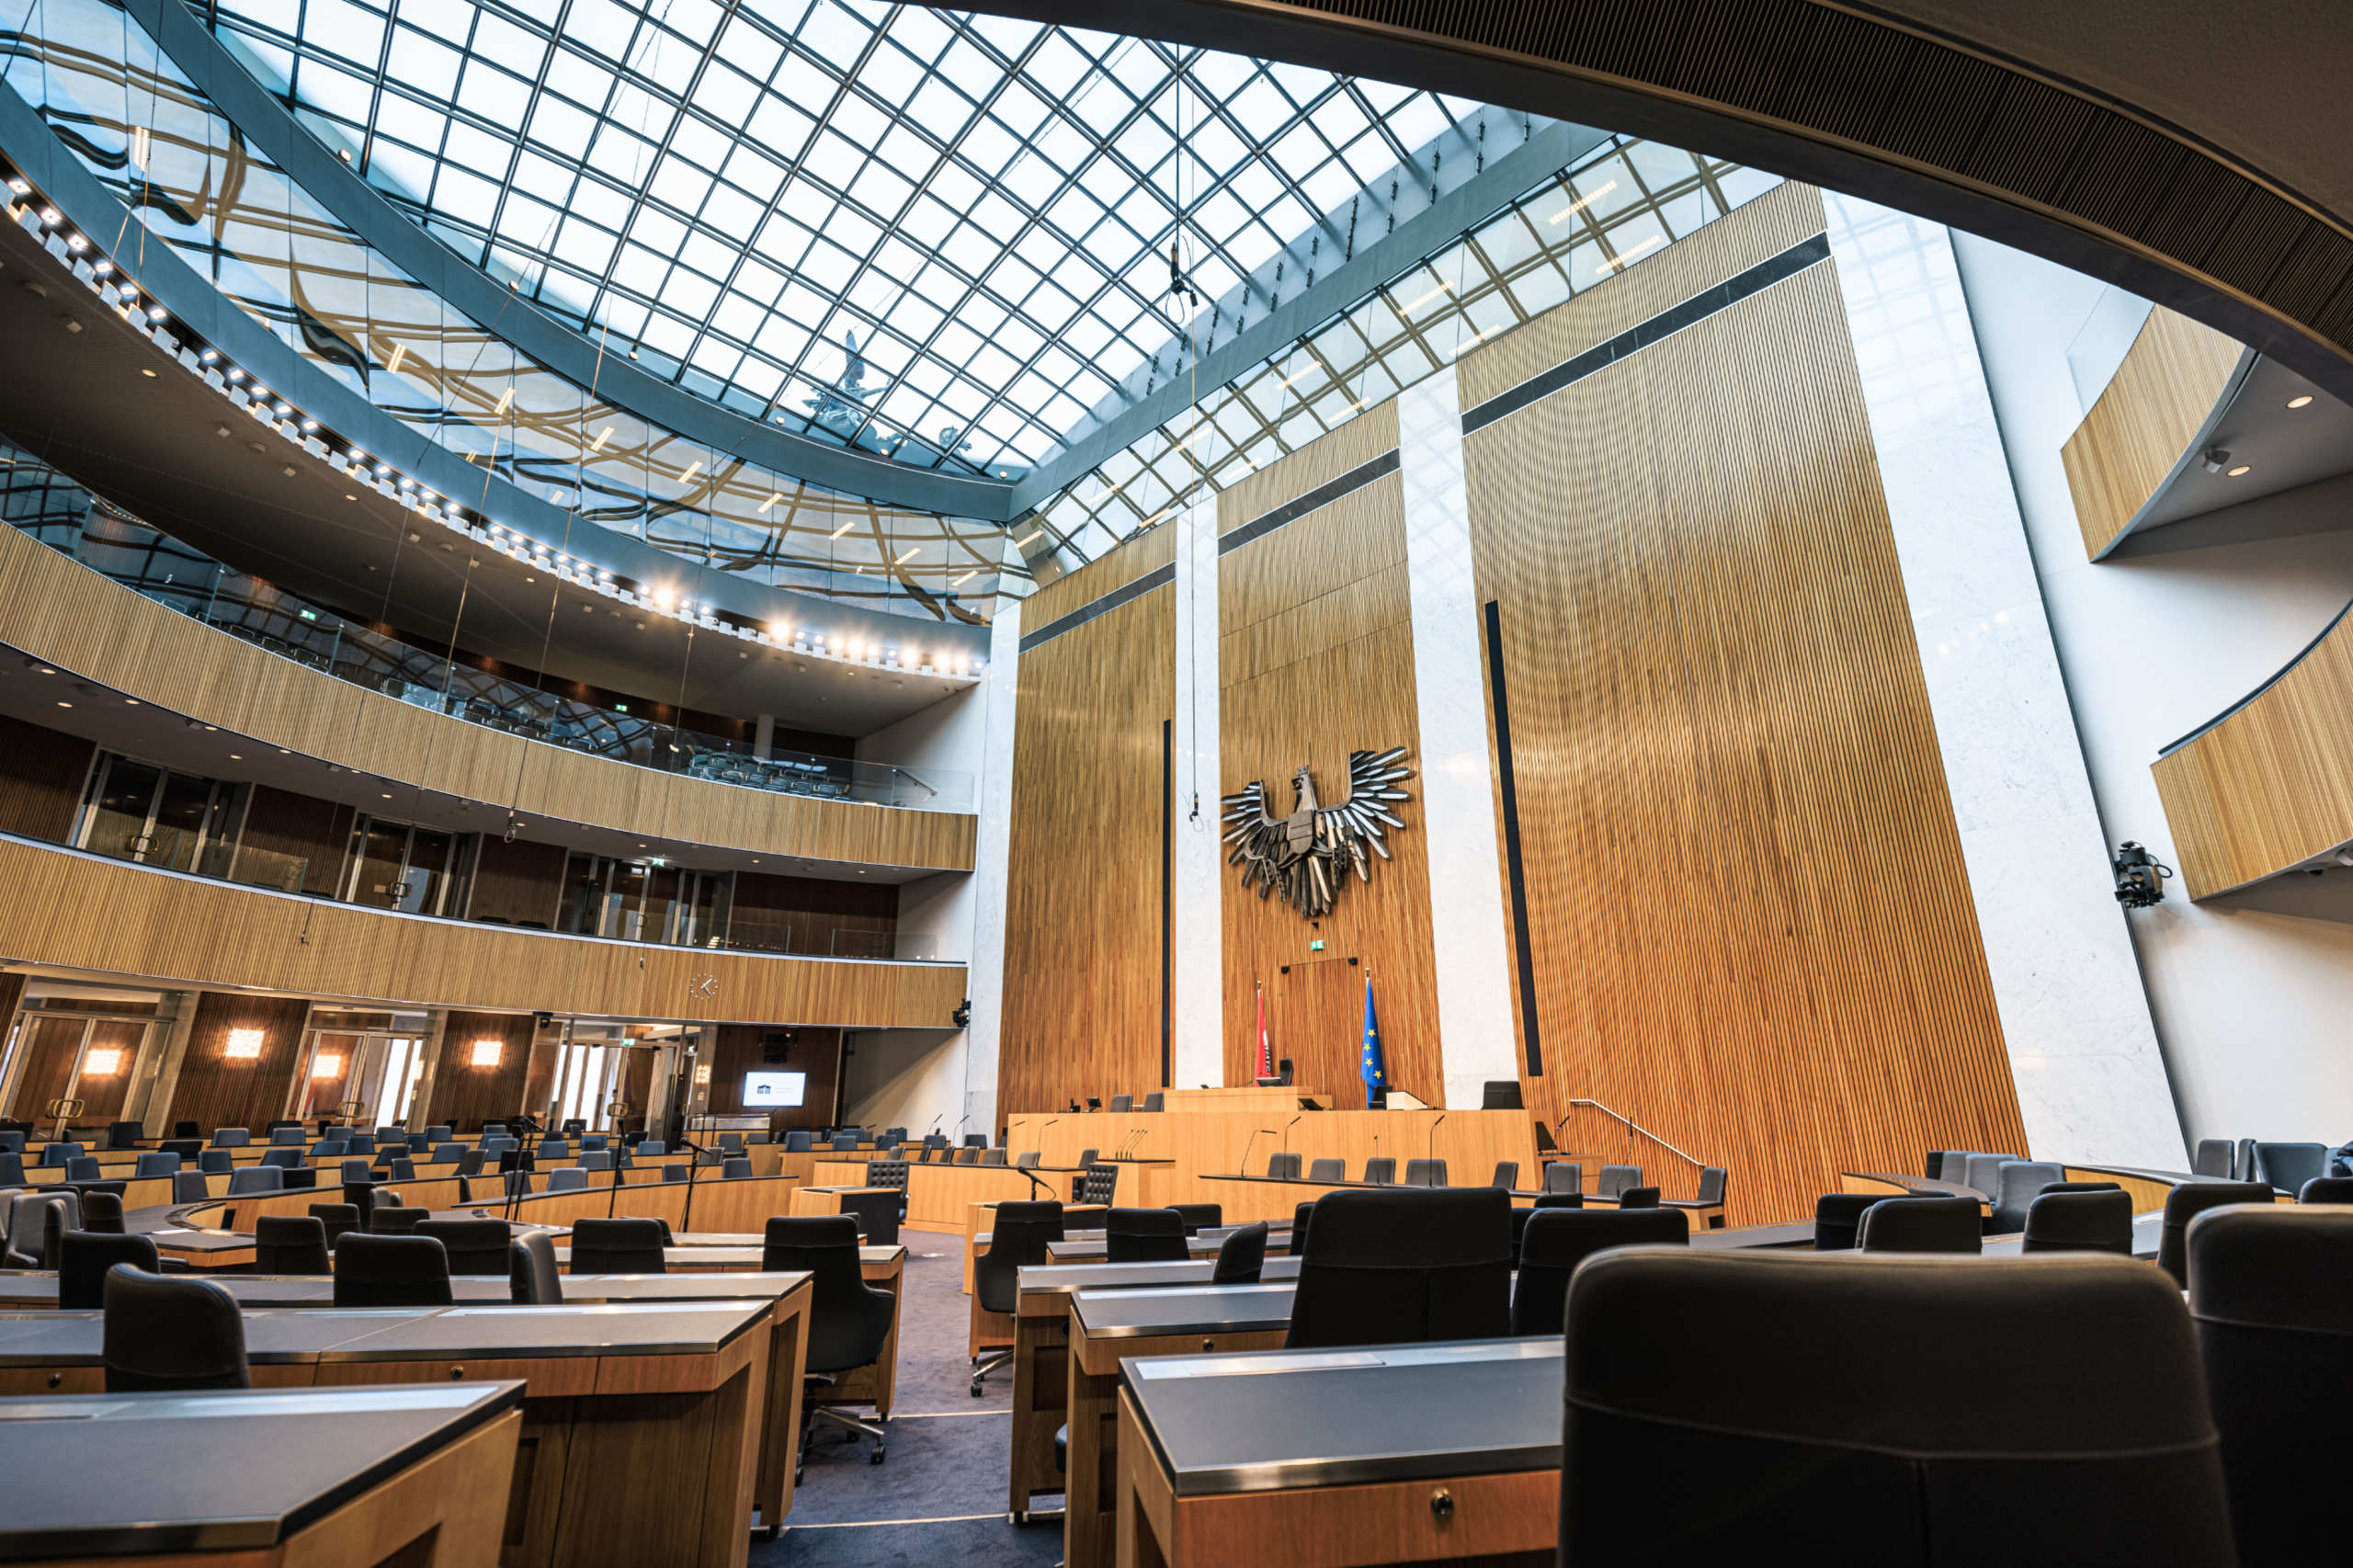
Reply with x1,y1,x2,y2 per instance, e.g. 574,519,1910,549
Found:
755,1234,1064,1566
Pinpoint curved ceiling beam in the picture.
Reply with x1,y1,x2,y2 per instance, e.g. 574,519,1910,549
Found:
953,0,2353,411
131,0,1017,520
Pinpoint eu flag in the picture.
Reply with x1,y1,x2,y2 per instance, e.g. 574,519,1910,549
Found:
1360,975,1386,1098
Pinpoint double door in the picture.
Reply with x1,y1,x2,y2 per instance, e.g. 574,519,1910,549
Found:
0,1010,151,1123
294,1029,426,1124
558,855,731,946
77,756,232,872
342,817,467,916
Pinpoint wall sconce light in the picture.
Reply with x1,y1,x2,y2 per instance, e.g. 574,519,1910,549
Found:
312,1052,344,1078
224,1028,264,1060
472,1038,504,1067
81,1048,122,1075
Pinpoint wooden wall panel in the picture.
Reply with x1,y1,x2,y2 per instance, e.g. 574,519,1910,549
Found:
2153,606,2353,896
729,871,896,958
0,837,965,1028
1461,193,2022,1226
426,1009,539,1132
237,785,353,897
1217,462,1438,1108
999,570,1173,1115
2060,305,2245,559
0,525,975,871
167,992,313,1134
1020,522,1175,630
0,711,92,843
705,1022,843,1130
465,834,567,925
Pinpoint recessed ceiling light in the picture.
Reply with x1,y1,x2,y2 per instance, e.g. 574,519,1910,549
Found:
123,698,138,705
229,754,242,760
2289,395,2313,409
139,368,156,378
2228,464,2252,476
55,700,71,708
381,793,392,799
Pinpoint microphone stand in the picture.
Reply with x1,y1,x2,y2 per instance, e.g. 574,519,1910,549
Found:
1281,1113,1302,1168
1239,1128,1271,1180
1427,1113,1447,1187
676,1135,706,1237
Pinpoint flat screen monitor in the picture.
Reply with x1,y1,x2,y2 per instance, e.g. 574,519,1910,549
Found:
742,1071,807,1108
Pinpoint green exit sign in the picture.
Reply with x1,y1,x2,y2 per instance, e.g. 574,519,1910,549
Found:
1309,938,1324,952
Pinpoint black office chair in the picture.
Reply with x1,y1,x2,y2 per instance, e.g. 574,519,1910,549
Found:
1562,1248,2234,1564
76,1190,124,1234
1664,1166,1729,1229
835,1189,900,1249
980,1149,1008,1166
1105,1207,1188,1263
103,1120,143,1150
1541,1163,1582,1196
1286,1188,1512,1349
1107,1095,1134,1114
334,1233,453,1307
1360,1157,1395,1186
764,1217,896,1468
1212,1221,1268,1283
571,1217,665,1274
369,1206,429,1234
1987,1160,2065,1233
1511,1207,1688,1336
2299,1175,2353,1203
1289,1199,1316,1256
2186,1203,2350,1565
952,1147,980,1166
970,1201,1064,1396
1140,1092,1165,1113
59,1230,160,1310
1266,1153,1302,1180
1078,1163,1120,1206
1404,1158,1448,1188
1616,1186,1659,1209
171,1121,200,1141
2190,1139,2234,1178
2021,1187,2134,1254
1479,1080,1523,1109
103,1267,250,1392
1306,1157,1345,1184
303,1201,360,1253
1488,1161,1519,1191
1013,1151,1041,1168
1811,1192,1886,1251
416,1219,512,1276
36,1196,86,1269
1595,1165,1643,1200
2155,1179,2272,1286
254,1215,332,1274
2253,1140,2328,1193
1170,1204,1221,1235
1858,1195,1983,1254
509,1233,563,1303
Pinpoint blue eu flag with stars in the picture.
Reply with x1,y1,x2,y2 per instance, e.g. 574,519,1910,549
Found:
1360,975,1386,1097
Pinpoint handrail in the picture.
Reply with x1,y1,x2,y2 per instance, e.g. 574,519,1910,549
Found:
1562,1097,1707,1176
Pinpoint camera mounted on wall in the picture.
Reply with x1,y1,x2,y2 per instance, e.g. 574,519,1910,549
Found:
2112,842,2174,908
951,997,972,1029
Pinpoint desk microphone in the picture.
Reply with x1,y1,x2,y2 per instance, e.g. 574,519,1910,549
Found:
1239,1128,1274,1179
1427,1113,1447,1184
1038,1117,1061,1167
1281,1113,1303,1165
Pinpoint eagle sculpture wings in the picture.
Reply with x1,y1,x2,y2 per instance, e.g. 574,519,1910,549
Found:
1222,747,1414,919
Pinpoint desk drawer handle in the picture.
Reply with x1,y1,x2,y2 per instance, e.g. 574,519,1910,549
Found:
449,1366,466,1380
1430,1488,1453,1521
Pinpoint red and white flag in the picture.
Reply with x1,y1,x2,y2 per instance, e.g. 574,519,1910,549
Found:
1256,981,1272,1080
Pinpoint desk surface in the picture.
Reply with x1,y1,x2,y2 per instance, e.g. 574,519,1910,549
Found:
1073,1283,1295,1339
1018,1256,1303,1299
0,1271,823,1309
1124,1336,1563,1496
0,1382,524,1560
548,1244,898,1269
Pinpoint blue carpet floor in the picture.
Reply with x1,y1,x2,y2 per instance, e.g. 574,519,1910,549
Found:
754,1233,1063,1566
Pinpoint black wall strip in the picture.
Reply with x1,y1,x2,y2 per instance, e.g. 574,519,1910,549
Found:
1160,717,1173,1091
1017,560,1175,653
1217,449,1401,556
1461,232,1833,437
1483,598,1543,1079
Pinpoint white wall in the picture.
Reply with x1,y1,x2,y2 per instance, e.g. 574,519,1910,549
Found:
854,679,985,811
1953,229,2353,1150
837,1027,966,1138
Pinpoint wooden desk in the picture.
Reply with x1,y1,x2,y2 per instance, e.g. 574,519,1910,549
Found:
960,1207,1107,1356
0,1381,523,1566
910,1162,1095,1228
0,1298,799,1568
1007,1258,1305,1519
1064,1284,1295,1568
1840,1171,1993,1204
1115,1337,1563,1568
1159,1086,1327,1112
964,1201,1109,1291
790,1184,891,1218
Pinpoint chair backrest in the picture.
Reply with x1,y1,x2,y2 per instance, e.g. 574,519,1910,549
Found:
1987,1160,2064,1233
2190,1139,2233,1178
1108,1095,1134,1114
1361,1156,1395,1186
1692,1166,1727,1206
426,1142,461,1164
1404,1157,1449,1188
2296,1175,2353,1204
253,1215,332,1275
423,1126,452,1142
369,1206,428,1234
509,1233,563,1303
260,1147,303,1169
333,1233,454,1306
830,1189,897,1248
1563,1248,2234,1565
579,1134,608,1151
831,1131,860,1151
1289,1199,1316,1256
1616,1186,1660,1209
1141,1092,1165,1112
63,1155,101,1182
268,1126,305,1145
1489,1161,1519,1191
1542,1163,1582,1195
1286,1188,1512,1350
980,1148,1008,1165
60,1230,160,1310
41,1142,85,1166
974,1201,1065,1314
760,1215,896,1374
2186,1203,2353,1565
225,1165,284,1196
1267,1152,1302,1180
307,1202,361,1251
1079,1162,1119,1206
719,1156,754,1179
1511,1207,1688,1336
169,1172,208,1203
636,1140,666,1156
9,1193,74,1267
129,1152,178,1180
536,1138,568,1159
210,1129,251,1148
953,1147,979,1165
194,1148,230,1174
1213,1221,1269,1284
1859,1195,1984,1254
867,1159,910,1193
378,1157,416,1181
1811,1192,1886,1251
1306,1157,1345,1183
1595,1165,1643,1199
1479,1080,1523,1109
1014,1150,1040,1168
346,1133,377,1155
415,1219,514,1276
77,1191,124,1233
660,1165,688,1184
105,1120,143,1150
1105,1207,1189,1264
571,1217,666,1274
544,1166,589,1193
1170,1203,1222,1234
2156,1180,2273,1285
784,1131,813,1153
2233,1138,2257,1182
103,1267,250,1392
2254,1141,2329,1193
2022,1187,2135,1254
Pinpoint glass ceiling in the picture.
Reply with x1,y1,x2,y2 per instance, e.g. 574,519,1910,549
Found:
209,0,1495,481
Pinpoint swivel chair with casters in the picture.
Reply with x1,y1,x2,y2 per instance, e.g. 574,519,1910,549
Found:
1541,1163,1582,1196
332,1233,453,1306
59,1230,160,1310
570,1217,665,1274
1404,1158,1449,1188
763,1217,896,1472
2155,1180,2271,1286
1212,1221,1268,1283
2022,1188,2135,1254
1287,1187,1512,1349
253,1215,332,1274
1811,1191,1887,1252
1511,1206,1688,1336
835,1189,901,1249
509,1233,563,1303
102,1267,249,1392
1105,1207,1188,1263
1858,1195,1984,1254
969,1201,1063,1398
1306,1158,1345,1184
415,1218,512,1276
75,1191,124,1233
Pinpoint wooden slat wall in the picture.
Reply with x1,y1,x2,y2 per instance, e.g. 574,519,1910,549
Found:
2060,305,2245,559
0,711,93,843
168,992,313,1135
1217,425,1438,1108
2153,611,2353,896
425,1009,539,1132
0,836,966,1027
0,525,974,872
237,785,354,897
1460,186,2023,1226
998,540,1175,1116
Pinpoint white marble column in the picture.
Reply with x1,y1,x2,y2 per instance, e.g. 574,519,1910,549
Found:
1396,369,1523,1109
961,601,1022,1143
1169,496,1225,1088
1824,192,2182,1167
